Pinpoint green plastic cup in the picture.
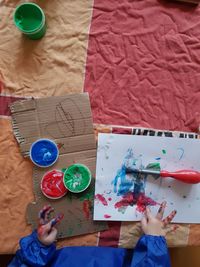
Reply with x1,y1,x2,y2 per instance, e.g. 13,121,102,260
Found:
63,164,92,193
13,3,46,40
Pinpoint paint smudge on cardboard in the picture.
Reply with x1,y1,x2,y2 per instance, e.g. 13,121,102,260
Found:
82,199,91,220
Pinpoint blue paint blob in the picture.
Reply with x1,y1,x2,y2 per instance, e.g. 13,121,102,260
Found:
112,165,133,195
155,157,161,160
112,148,146,197
30,139,59,167
133,180,144,197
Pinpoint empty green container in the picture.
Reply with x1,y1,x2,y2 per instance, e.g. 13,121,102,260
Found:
13,2,46,40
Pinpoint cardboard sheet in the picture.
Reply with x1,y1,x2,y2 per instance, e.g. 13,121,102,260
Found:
10,93,107,239
94,133,200,223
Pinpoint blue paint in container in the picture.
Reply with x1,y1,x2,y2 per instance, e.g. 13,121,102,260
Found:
30,139,59,167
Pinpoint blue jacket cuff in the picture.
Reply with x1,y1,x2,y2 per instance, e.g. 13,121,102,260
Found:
12,230,56,267
131,234,171,267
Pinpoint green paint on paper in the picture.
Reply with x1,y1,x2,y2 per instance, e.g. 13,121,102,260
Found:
146,162,160,170
162,149,166,154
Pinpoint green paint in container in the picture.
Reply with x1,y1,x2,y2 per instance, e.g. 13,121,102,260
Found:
13,3,46,40
63,164,92,193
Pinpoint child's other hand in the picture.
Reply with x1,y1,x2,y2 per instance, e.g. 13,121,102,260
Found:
37,205,63,246
141,201,177,237
38,222,58,246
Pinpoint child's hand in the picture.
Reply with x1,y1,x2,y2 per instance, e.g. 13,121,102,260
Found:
141,201,177,237
38,221,58,246
37,205,64,246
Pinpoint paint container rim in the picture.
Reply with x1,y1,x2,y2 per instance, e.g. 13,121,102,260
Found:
41,169,67,199
30,138,59,168
13,2,45,34
63,163,92,193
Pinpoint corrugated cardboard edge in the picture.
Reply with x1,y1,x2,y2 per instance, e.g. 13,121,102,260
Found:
10,99,37,156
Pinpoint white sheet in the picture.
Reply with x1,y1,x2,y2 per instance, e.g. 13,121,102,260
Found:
94,133,200,223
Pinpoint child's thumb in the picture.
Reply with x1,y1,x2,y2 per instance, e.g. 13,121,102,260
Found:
39,222,52,235
48,227,58,240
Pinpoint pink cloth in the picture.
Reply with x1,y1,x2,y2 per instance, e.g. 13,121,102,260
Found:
84,0,200,132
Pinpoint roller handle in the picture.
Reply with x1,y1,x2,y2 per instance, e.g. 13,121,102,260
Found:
160,170,200,184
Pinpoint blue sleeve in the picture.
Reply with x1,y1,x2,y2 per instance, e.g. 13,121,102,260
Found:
131,235,171,267
8,230,56,267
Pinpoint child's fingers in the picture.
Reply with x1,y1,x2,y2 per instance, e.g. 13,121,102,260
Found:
50,213,64,228
44,207,54,223
38,213,64,237
38,221,52,237
37,225,45,237
46,227,58,243
141,217,148,233
38,205,51,220
38,205,52,225
156,201,167,220
164,224,179,235
162,210,177,227
141,216,147,227
145,207,154,221
38,226,58,245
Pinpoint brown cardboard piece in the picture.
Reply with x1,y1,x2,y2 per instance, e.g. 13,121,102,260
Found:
10,93,107,239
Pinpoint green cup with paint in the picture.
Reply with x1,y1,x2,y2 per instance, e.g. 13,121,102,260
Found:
13,2,46,40
63,164,92,193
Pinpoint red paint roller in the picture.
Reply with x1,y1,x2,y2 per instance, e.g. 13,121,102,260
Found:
126,164,200,184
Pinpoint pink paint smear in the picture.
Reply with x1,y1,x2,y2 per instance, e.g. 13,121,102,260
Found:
95,194,108,206
115,192,158,213
104,214,111,218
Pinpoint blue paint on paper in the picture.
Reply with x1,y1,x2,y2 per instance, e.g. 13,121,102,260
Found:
155,157,161,160
112,148,146,197
177,148,184,160
112,165,134,195
30,139,58,167
133,175,146,197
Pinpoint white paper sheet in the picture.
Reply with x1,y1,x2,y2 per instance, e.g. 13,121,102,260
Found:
94,133,200,223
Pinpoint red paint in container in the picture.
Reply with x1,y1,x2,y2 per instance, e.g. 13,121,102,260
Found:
41,170,68,199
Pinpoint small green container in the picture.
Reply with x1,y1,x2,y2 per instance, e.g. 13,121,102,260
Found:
13,3,46,40
63,164,92,193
